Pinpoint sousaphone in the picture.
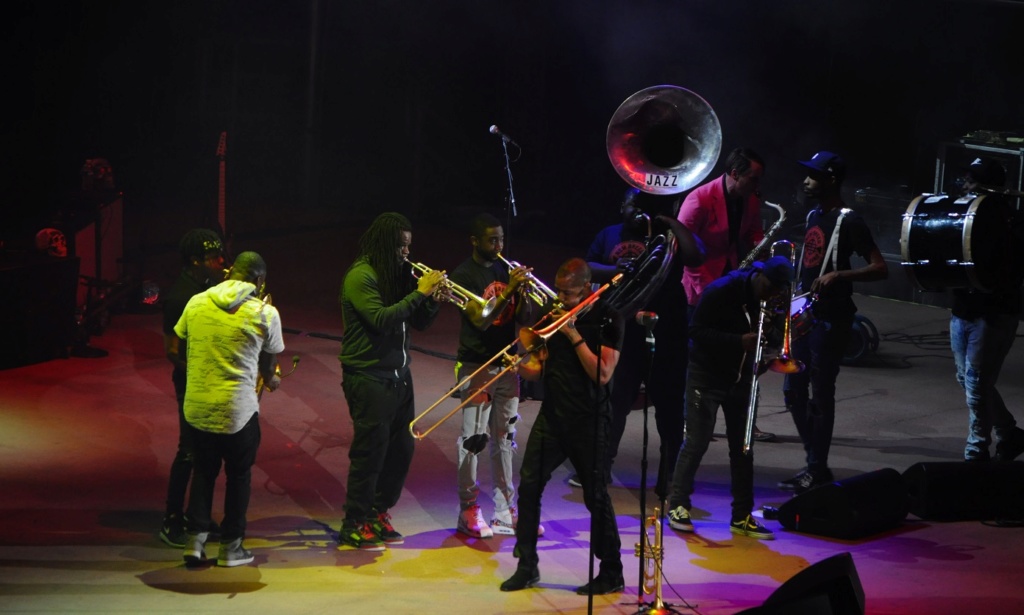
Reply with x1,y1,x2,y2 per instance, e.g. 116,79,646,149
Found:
604,85,722,316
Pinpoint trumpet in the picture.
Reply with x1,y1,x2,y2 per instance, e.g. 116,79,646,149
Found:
743,240,805,454
496,253,562,309
407,259,497,316
634,507,668,609
409,273,624,440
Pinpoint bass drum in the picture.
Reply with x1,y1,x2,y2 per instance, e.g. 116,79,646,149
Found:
900,193,1011,291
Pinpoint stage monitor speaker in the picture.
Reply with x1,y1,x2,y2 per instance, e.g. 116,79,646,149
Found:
778,468,908,539
902,461,1024,521
734,552,865,615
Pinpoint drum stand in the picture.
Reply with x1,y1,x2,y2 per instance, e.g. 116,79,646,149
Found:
632,325,684,615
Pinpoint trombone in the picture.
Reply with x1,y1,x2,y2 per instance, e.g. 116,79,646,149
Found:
407,259,497,317
743,240,805,454
409,273,624,440
495,253,562,310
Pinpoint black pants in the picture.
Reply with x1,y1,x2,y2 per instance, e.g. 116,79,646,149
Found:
186,413,261,541
164,370,194,517
341,370,416,524
607,318,687,499
515,411,622,576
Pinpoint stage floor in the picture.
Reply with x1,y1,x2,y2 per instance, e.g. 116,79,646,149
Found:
2,224,1023,614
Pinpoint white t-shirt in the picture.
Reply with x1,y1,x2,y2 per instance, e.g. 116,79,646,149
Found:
175,280,285,434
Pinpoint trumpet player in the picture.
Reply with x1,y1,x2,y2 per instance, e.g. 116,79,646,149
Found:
449,213,537,539
665,255,794,541
501,258,625,596
337,212,444,551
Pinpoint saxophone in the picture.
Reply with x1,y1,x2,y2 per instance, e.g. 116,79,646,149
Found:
738,200,787,269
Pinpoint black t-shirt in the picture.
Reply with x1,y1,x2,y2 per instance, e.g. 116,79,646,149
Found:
799,207,878,321
449,256,516,363
540,299,624,420
162,271,211,378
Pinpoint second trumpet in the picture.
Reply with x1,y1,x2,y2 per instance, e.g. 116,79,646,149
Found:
407,259,497,316
496,253,561,309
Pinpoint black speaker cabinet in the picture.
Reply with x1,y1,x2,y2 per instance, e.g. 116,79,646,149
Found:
735,552,865,615
778,468,908,539
902,461,1024,521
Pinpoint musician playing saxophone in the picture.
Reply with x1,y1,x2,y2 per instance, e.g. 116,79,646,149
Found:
677,146,776,442
501,258,626,596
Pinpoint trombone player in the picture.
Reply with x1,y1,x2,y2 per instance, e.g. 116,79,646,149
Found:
500,258,626,596
665,255,794,540
448,213,536,539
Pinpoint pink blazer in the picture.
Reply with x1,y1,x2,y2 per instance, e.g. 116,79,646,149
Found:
677,175,765,306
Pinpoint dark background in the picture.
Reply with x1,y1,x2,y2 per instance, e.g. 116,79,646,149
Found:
5,0,1023,264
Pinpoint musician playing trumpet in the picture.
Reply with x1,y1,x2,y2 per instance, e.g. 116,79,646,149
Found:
337,212,444,551
449,213,538,539
501,258,626,596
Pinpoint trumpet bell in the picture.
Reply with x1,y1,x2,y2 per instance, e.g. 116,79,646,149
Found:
766,356,805,374
607,85,722,195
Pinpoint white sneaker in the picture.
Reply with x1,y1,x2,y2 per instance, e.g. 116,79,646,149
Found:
457,505,493,538
491,506,544,537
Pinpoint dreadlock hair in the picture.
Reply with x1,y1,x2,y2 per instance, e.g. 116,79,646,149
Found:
353,212,413,305
178,228,223,266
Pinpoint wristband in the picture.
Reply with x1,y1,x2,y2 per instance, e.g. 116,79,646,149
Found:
572,339,586,349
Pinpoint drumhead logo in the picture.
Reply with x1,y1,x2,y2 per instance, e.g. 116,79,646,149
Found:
803,226,826,270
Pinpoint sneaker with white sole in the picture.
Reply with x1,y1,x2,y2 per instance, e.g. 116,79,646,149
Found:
182,531,209,566
370,510,404,545
667,506,694,532
490,506,544,537
457,505,493,538
217,537,254,567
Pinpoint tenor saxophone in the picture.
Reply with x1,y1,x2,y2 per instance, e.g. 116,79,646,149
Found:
738,200,786,269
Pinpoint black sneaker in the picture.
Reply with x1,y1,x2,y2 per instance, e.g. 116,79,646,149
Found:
575,573,625,595
567,474,583,488
730,515,775,540
753,427,777,442
159,514,187,548
370,511,404,545
793,468,834,494
338,522,386,552
500,567,540,591
777,469,809,490
994,427,1024,462
667,505,694,532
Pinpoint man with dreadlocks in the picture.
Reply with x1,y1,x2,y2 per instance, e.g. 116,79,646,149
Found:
159,228,226,548
338,212,444,551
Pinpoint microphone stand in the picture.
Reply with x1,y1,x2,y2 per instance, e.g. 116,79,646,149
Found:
633,315,683,615
498,138,518,255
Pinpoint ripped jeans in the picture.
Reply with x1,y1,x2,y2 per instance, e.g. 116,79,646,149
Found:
950,313,1019,460
457,361,520,514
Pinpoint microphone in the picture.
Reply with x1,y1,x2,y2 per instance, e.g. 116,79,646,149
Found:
489,125,519,147
636,310,658,351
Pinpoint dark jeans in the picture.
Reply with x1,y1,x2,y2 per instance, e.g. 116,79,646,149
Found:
783,316,852,473
668,377,754,522
185,413,261,541
341,369,416,524
607,320,687,500
164,371,194,517
515,411,622,577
